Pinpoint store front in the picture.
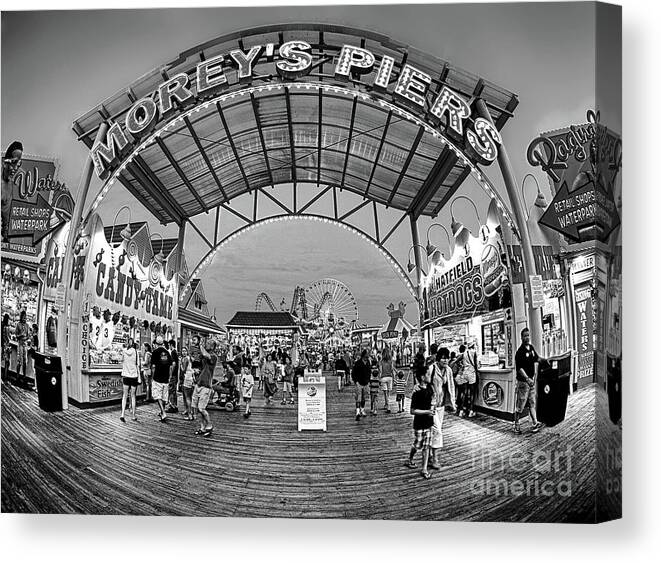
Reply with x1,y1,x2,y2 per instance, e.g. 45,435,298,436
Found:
1,258,41,381
63,213,178,406
225,311,302,363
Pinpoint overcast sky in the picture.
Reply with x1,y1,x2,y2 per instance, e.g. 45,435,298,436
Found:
1,1,619,326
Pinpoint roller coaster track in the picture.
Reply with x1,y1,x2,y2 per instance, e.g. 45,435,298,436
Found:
255,292,276,312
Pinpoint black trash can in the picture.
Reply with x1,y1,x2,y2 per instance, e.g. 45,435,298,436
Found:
607,354,621,424
33,353,63,412
537,357,571,427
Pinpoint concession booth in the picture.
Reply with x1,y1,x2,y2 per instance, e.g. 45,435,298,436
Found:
421,205,521,420
62,213,178,406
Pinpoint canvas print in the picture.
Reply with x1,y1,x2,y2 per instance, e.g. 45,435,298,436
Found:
1,2,621,522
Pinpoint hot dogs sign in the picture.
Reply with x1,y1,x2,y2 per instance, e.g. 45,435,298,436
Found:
422,222,511,325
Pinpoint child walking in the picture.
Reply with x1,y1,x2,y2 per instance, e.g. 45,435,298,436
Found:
369,367,381,415
405,370,435,479
394,370,409,413
241,366,254,418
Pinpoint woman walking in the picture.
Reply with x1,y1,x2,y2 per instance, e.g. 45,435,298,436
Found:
120,338,140,422
141,342,153,401
262,352,277,404
180,346,195,420
379,347,395,413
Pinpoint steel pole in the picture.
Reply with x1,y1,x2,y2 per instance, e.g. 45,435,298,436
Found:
56,123,109,409
409,214,425,328
475,99,543,351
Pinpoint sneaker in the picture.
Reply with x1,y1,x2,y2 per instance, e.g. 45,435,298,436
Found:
202,427,213,436
288,400,294,404
404,459,416,468
467,411,476,418
531,422,542,433
355,414,361,421
281,400,287,405
243,412,249,418
194,428,204,435
513,424,522,434
428,462,441,470
120,416,126,423
165,406,178,414
386,408,391,414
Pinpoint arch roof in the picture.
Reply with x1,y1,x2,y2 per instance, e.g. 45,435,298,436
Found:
73,23,518,225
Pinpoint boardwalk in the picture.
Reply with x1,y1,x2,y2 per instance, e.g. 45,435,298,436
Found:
1,377,605,521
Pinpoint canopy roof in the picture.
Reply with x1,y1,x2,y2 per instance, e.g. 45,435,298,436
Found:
73,23,518,225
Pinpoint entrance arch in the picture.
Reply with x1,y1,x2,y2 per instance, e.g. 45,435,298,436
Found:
72,23,521,315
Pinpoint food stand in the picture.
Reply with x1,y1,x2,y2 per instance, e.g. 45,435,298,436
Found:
421,213,522,420
225,311,302,362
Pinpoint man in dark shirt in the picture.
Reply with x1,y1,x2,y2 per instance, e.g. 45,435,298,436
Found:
405,369,435,479
514,327,542,434
351,348,371,420
193,340,218,436
150,336,173,422
166,339,179,413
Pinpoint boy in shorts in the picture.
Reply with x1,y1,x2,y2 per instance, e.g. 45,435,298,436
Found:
405,370,435,479
394,370,408,413
241,366,254,418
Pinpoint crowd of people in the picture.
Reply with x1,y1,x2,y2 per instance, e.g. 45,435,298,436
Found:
106,328,543,477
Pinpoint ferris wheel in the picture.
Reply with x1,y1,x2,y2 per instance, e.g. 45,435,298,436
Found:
305,278,359,324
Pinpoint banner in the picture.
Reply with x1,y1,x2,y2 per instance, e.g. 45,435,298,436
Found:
422,224,512,326
574,286,594,380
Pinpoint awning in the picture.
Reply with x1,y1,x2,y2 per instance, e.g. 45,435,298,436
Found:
178,308,225,335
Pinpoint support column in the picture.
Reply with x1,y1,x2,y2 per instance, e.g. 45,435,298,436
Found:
175,221,186,343
475,99,543,351
409,214,425,326
56,123,109,409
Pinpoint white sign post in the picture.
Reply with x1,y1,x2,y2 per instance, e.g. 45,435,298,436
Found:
298,371,327,431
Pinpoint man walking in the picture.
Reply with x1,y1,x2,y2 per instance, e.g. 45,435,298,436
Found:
15,311,30,386
166,339,179,413
351,348,371,420
514,327,542,434
150,336,172,422
192,340,218,436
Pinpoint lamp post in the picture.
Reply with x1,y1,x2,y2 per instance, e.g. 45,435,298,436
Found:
475,99,543,351
425,223,452,261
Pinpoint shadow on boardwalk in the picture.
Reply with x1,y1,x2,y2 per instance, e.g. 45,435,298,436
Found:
1,377,606,521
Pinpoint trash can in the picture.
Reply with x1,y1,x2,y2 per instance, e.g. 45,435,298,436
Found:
536,355,571,427
33,353,63,412
607,354,621,425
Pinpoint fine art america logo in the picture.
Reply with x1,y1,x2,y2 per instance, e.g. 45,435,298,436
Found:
470,445,574,498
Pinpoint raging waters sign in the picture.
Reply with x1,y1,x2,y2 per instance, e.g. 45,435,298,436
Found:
527,110,621,243
1,154,72,258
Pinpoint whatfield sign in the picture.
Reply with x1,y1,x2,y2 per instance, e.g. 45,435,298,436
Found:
91,41,504,180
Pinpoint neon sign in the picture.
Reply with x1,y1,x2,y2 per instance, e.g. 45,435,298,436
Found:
91,41,502,179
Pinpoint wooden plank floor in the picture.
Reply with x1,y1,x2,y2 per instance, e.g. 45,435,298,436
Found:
1,376,603,521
